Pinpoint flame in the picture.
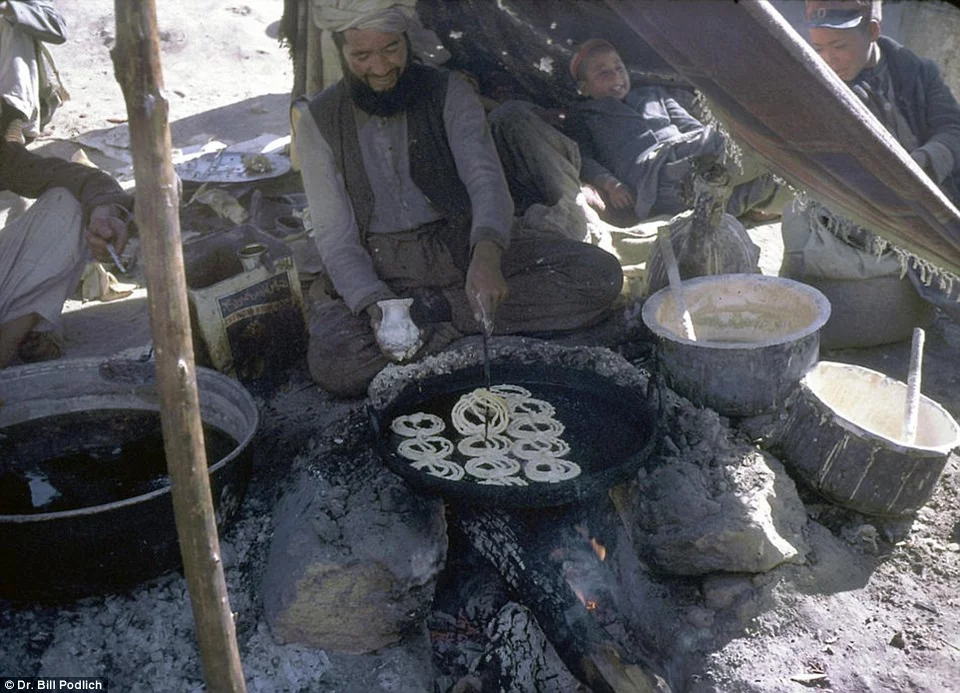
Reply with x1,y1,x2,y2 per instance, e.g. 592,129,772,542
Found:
590,537,607,562
574,525,607,561
573,586,599,612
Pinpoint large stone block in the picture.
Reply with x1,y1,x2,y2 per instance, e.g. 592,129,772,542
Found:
614,405,809,576
263,463,448,654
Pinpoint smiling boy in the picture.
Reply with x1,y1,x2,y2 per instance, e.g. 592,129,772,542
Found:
566,39,780,222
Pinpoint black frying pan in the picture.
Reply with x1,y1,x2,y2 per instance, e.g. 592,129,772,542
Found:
369,361,661,508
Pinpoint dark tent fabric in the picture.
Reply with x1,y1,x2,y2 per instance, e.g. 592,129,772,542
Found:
606,0,960,276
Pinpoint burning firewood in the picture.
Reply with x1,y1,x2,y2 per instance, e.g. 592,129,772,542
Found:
454,506,671,693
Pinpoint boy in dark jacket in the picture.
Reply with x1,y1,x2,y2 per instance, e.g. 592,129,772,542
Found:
781,0,960,336
566,38,779,221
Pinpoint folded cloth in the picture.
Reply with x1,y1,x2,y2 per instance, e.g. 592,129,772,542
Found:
80,262,137,302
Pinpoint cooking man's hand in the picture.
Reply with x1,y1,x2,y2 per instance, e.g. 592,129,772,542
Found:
365,302,383,333
465,240,507,333
600,176,634,210
85,204,130,262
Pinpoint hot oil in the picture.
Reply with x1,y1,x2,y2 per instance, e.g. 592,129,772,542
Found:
390,383,649,476
0,409,238,515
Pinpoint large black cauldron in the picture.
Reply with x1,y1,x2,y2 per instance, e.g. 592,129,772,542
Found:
368,341,661,509
0,358,259,601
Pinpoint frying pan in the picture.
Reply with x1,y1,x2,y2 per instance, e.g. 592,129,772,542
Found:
369,360,661,509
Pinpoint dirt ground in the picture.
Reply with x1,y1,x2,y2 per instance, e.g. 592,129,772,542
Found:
2,1,960,692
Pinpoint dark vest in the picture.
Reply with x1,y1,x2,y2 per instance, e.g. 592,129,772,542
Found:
308,64,473,267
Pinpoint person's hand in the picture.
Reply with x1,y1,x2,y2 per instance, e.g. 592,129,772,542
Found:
580,183,606,212
465,240,507,334
84,204,130,262
600,176,634,210
910,148,936,179
365,302,383,333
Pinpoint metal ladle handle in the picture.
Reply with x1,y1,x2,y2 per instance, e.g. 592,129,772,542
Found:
903,327,925,444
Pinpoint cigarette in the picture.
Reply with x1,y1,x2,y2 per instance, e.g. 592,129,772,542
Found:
106,242,126,274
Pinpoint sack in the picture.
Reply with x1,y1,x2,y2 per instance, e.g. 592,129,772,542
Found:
183,225,307,383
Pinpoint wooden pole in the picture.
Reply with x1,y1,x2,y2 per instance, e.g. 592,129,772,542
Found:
112,3,247,691
305,2,326,97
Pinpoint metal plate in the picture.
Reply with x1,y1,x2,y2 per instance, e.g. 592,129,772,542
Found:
370,362,661,509
175,150,291,183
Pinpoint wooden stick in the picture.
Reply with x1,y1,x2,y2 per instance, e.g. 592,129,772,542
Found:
112,4,247,691
904,327,925,445
657,225,697,341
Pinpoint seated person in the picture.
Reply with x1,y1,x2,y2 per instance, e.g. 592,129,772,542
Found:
0,140,133,366
0,0,68,144
294,5,623,398
781,0,960,337
565,38,780,222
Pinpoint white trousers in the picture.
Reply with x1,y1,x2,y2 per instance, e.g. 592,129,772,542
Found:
0,188,88,332
0,17,41,136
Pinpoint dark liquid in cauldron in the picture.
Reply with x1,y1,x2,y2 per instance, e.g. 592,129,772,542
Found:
0,409,238,515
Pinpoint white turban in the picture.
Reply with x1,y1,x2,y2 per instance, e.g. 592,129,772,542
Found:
309,0,450,89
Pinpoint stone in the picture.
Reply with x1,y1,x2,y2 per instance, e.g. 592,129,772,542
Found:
616,404,809,575
262,463,448,654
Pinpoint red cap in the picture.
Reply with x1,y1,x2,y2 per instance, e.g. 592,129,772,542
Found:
569,39,617,81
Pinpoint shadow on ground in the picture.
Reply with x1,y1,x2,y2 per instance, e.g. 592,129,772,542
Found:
31,93,292,174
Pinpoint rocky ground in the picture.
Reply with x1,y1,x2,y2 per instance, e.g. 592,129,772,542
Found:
1,1,960,692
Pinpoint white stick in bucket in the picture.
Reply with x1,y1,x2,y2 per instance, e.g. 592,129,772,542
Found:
904,327,925,445
657,225,697,341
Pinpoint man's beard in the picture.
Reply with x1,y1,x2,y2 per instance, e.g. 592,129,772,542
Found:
345,60,423,117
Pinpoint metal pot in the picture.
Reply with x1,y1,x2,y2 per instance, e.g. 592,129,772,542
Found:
0,357,259,601
642,273,831,417
777,361,960,517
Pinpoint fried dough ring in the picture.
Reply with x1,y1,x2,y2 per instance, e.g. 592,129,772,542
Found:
507,416,565,440
509,397,556,419
489,384,532,401
523,457,581,483
457,433,513,458
451,388,510,435
511,436,571,460
464,454,521,479
411,458,465,481
397,435,454,460
391,412,445,438
478,475,529,486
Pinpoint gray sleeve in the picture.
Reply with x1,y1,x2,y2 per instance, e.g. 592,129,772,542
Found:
443,73,514,251
6,1,66,44
294,102,395,314
914,140,955,184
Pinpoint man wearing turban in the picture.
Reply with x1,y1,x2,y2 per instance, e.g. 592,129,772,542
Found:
293,3,623,396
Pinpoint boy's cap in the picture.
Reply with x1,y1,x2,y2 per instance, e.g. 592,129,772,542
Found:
805,0,881,29
569,38,616,81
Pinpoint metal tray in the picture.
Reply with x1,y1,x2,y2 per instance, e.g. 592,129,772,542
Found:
175,150,291,183
369,362,661,509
